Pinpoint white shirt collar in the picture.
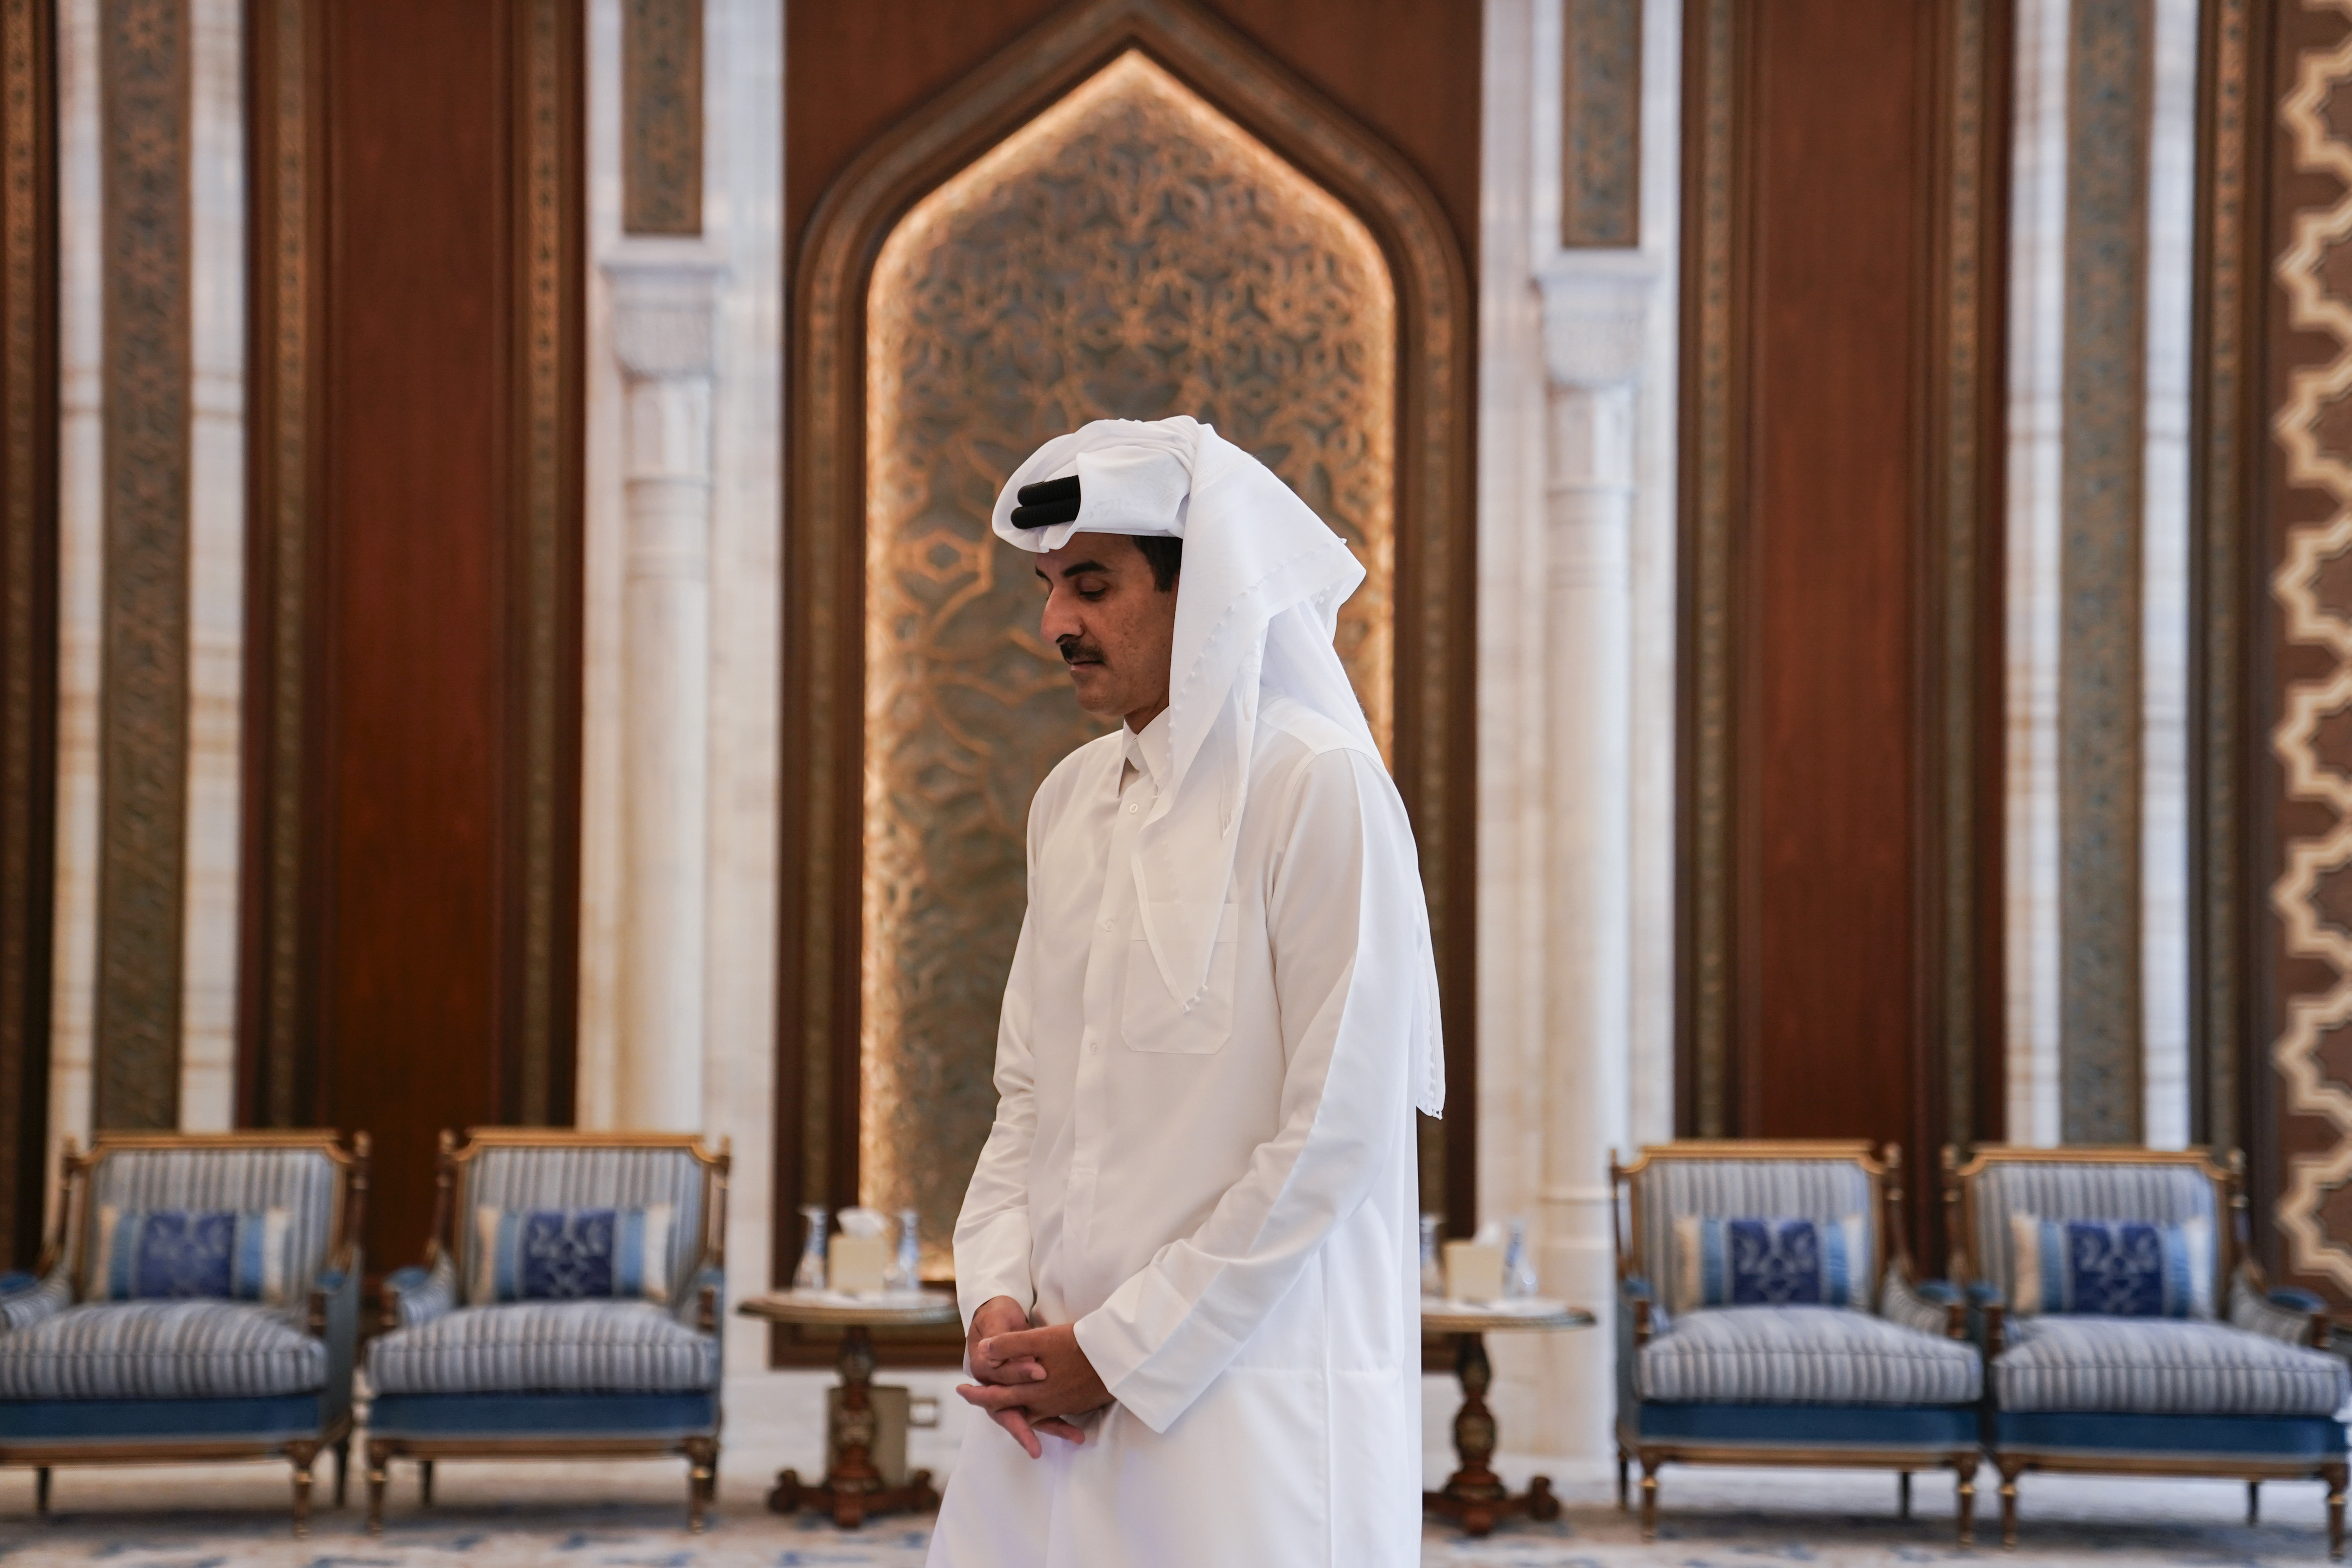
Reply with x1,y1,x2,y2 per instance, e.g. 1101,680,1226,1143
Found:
1120,708,1172,790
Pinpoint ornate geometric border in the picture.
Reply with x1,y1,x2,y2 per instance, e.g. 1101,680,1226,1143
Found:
2268,0,2352,1291
777,0,1475,1332
92,0,189,1131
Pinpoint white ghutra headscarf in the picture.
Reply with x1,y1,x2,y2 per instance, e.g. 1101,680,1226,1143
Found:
993,416,1444,1117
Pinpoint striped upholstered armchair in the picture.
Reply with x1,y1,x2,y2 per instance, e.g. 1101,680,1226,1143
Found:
363,1129,729,1533
0,1131,368,1535
1947,1146,2350,1556
1611,1141,1984,1542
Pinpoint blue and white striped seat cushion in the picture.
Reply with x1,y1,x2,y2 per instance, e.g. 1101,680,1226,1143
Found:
0,1300,325,1399
1637,1305,1981,1406
1994,1316,2351,1416
366,1301,717,1394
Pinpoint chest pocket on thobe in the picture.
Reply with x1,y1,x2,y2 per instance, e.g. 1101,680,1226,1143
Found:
1123,901,1240,1053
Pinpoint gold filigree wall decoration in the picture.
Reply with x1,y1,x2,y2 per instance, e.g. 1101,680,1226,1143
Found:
860,50,1397,1266
2268,0,2352,1291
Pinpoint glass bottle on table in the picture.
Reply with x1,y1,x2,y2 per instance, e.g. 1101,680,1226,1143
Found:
889,1208,922,1292
1503,1216,1537,1300
793,1204,829,1293
1419,1212,1445,1299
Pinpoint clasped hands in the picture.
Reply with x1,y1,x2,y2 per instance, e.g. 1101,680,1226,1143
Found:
958,1294,1111,1458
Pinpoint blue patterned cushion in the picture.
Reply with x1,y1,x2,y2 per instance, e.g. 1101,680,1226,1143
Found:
472,1206,672,1304
366,1300,716,1394
1994,1316,2349,1415
92,1207,293,1304
1672,1215,1867,1313
1638,1305,1981,1406
2011,1214,2212,1319
0,1300,325,1398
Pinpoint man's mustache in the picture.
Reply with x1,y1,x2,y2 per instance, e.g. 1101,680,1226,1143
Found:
1058,636,1104,666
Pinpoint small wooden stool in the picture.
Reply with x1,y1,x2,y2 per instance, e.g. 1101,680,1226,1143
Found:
738,1289,962,1528
1421,1299,1596,1537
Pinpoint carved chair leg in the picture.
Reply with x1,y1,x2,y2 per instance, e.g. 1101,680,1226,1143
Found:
365,1440,390,1536
334,1438,350,1509
1954,1453,1978,1548
288,1441,319,1539
1639,1454,1660,1542
419,1459,434,1508
2326,1461,2347,1562
1615,1447,1628,1510
1998,1459,2024,1551
33,1466,48,1518
1898,1470,1912,1521
2248,1479,2260,1526
684,1437,718,1533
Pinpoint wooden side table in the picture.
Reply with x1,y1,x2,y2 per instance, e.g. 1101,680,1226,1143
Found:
1421,1299,1596,1538
738,1289,963,1528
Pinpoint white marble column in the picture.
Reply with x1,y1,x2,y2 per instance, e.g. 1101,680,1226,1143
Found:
1476,0,1680,1468
180,0,245,1133
605,257,724,1134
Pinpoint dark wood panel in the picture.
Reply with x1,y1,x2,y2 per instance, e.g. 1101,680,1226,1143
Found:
242,0,583,1279
1743,0,1929,1144
0,0,56,1267
1678,0,2009,1261
786,0,1480,266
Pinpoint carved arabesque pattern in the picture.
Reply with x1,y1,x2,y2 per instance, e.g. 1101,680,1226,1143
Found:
861,51,1396,1266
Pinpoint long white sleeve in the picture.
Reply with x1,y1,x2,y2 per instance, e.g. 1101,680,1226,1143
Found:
1072,748,1415,1432
953,908,1041,1329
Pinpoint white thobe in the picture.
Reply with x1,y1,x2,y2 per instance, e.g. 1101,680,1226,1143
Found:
925,697,1424,1568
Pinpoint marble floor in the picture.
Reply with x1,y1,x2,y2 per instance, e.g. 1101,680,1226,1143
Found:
0,1453,2338,1566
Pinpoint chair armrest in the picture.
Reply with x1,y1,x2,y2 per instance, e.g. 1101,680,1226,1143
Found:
382,1252,457,1331
672,1264,724,1337
1882,1273,1969,1340
0,1265,71,1332
2231,1269,2332,1349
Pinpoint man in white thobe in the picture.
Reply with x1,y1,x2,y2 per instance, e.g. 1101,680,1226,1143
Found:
924,416,1444,1568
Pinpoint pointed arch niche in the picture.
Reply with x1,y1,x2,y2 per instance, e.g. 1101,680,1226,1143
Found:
778,0,1473,1341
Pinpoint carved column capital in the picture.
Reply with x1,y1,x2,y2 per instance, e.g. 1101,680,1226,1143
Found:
1536,263,1659,391
604,252,728,381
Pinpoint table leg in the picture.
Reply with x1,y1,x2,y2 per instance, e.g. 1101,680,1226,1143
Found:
766,1323,943,1528
1422,1331,1557,1537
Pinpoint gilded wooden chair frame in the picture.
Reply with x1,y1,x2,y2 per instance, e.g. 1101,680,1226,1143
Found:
1609,1140,1980,1544
1944,1143,2345,1555
0,1129,370,1535
366,1128,732,1534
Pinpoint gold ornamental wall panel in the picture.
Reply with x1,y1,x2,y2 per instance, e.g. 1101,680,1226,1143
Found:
861,50,1397,1266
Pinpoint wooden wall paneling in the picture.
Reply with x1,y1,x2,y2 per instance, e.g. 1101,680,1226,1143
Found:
779,0,1475,1362
92,0,188,1131
0,0,56,1266
241,0,583,1278
1678,0,2008,1252
785,0,1482,267
2188,0,2266,1165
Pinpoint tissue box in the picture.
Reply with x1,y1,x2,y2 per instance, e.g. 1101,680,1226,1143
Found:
1444,1240,1504,1303
830,1236,891,1296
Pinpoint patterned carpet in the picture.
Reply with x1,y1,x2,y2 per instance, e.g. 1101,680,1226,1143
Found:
0,1457,2339,1566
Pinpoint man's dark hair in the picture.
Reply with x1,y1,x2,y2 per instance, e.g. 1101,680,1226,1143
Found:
1135,534,1182,592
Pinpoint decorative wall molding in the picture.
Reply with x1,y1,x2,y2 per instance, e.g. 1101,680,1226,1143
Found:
240,0,315,1128
621,0,700,234
2267,0,2352,1293
2055,0,2153,1143
92,0,188,1131
1560,0,1640,247
0,0,56,1261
